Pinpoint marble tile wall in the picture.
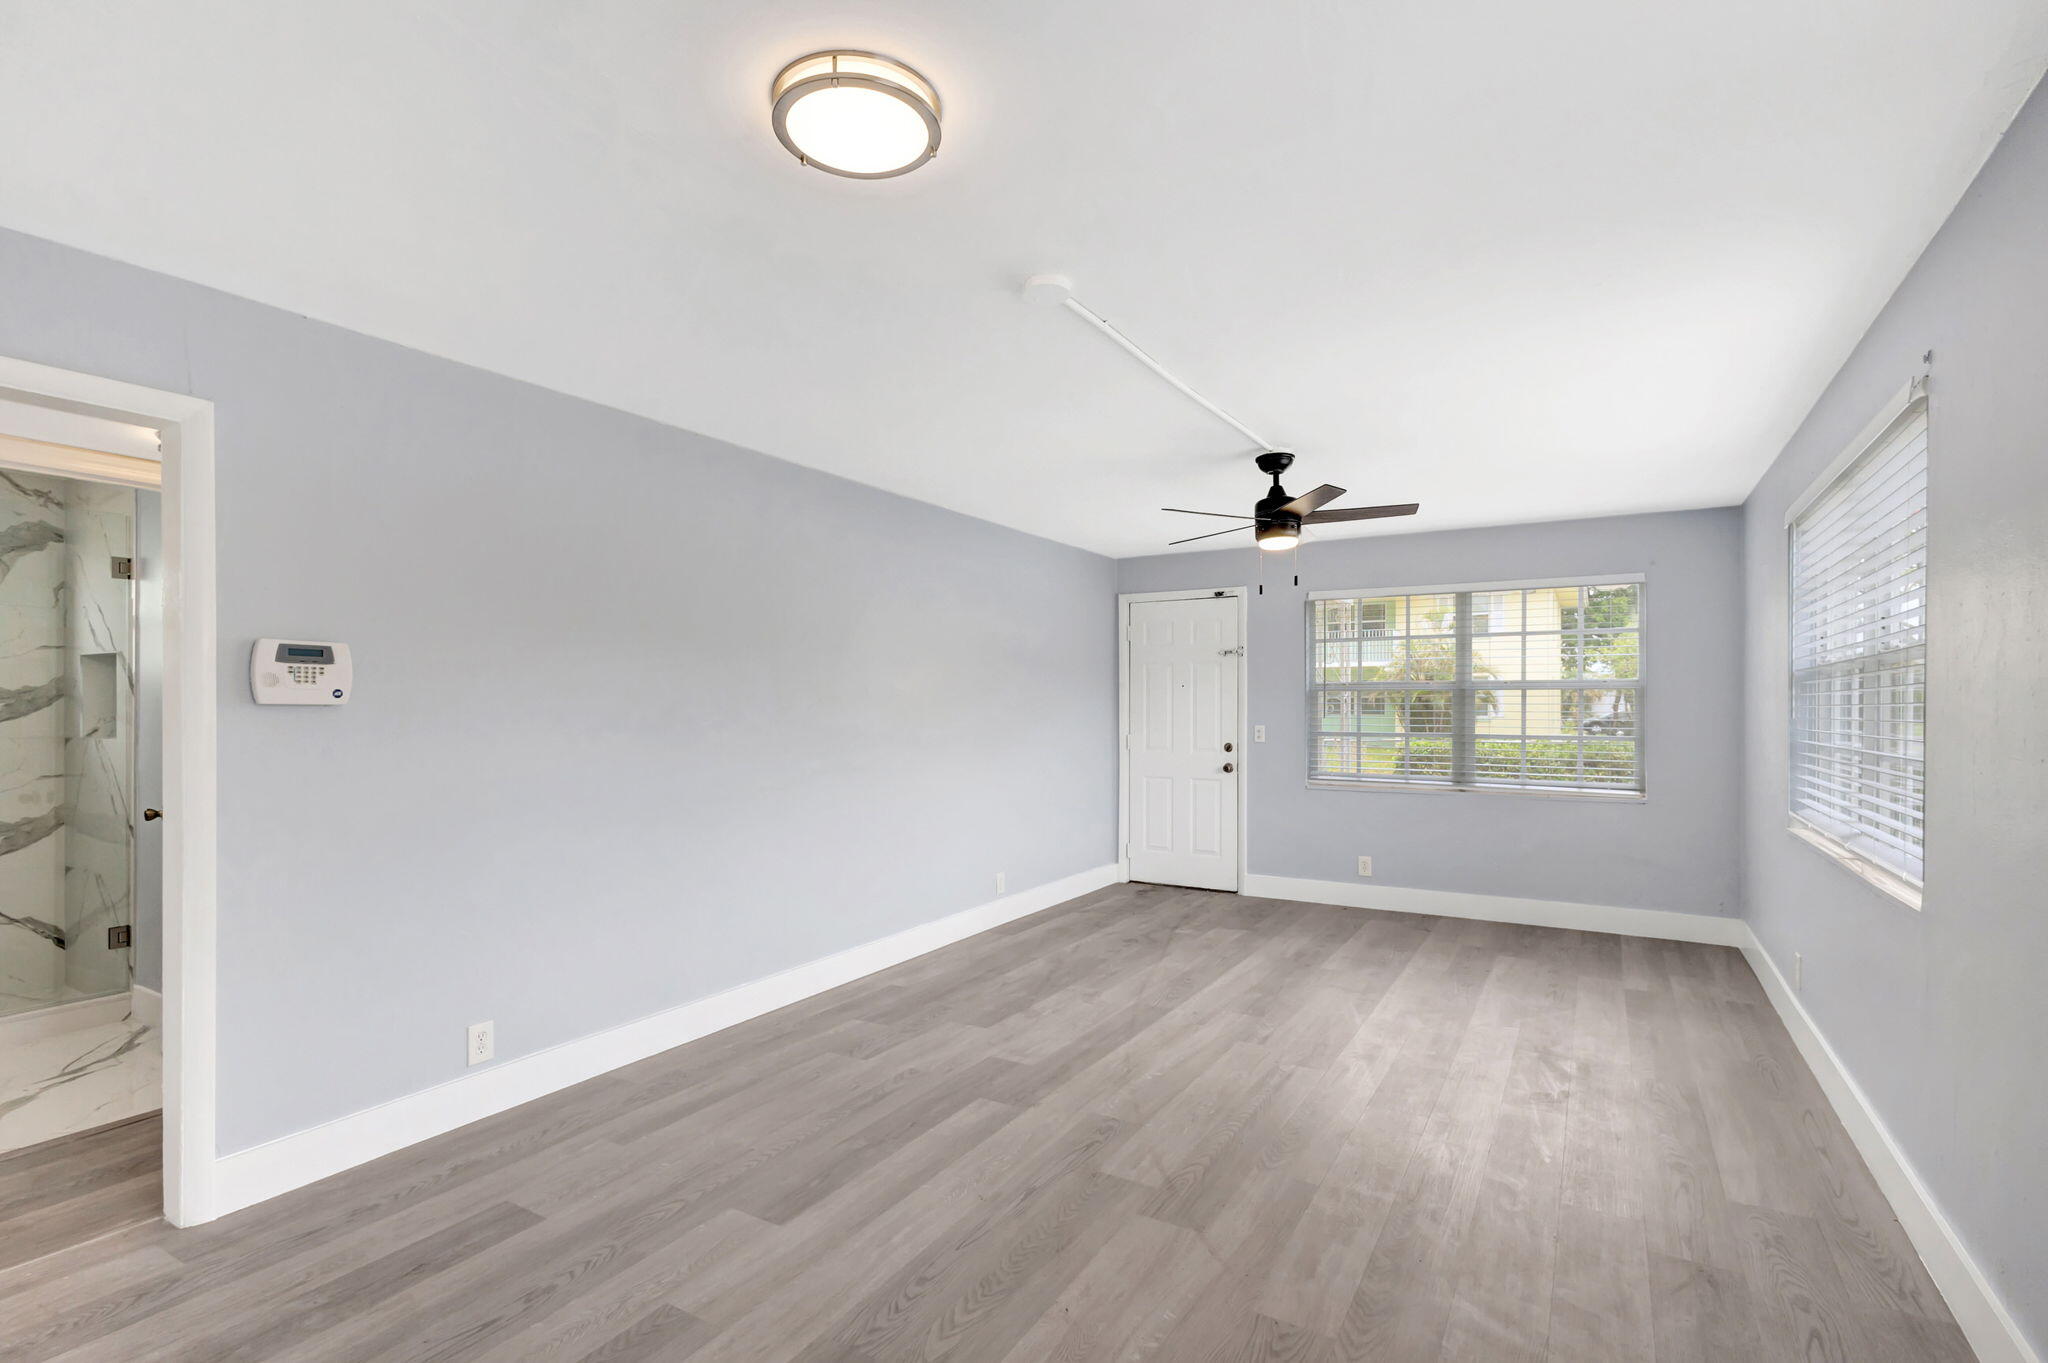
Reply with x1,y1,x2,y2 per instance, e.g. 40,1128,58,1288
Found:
0,471,137,1019
61,480,137,1001
0,470,72,1017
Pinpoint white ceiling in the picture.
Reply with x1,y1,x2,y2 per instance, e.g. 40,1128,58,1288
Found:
3,2,2045,557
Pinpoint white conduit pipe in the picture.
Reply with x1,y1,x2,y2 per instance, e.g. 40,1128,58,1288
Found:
1023,275,1272,451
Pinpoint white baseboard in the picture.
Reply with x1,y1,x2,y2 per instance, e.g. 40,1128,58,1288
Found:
1240,873,1750,946
1740,933,2041,1363
130,984,162,1029
207,863,1119,1221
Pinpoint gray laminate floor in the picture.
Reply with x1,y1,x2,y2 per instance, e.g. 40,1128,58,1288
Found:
0,884,1969,1361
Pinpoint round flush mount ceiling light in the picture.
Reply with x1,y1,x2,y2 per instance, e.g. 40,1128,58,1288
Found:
771,50,941,178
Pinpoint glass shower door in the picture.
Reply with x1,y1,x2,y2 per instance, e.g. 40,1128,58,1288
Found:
0,472,136,1018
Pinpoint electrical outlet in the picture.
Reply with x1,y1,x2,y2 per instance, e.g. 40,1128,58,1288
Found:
1794,952,1803,990
1357,856,1373,877
466,1021,494,1066
1253,725,1267,742
995,871,1006,896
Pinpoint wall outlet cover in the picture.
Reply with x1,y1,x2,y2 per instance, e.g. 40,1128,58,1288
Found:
1254,725,1267,742
466,1021,494,1066
995,871,1006,896
1357,856,1373,877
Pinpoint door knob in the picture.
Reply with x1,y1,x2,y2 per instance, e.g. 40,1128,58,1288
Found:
143,809,162,821
1223,741,1234,752
1222,762,1235,773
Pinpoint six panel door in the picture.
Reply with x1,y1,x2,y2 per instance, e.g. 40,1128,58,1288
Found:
1126,595,1240,890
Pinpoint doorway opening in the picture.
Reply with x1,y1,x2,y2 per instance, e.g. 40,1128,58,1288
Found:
0,359,217,1230
0,423,165,1254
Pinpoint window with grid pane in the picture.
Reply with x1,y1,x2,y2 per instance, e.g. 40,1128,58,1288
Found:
1789,395,1927,883
1307,579,1643,794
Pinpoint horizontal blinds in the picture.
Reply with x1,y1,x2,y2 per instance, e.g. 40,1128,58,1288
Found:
1789,399,1927,882
1308,582,1643,793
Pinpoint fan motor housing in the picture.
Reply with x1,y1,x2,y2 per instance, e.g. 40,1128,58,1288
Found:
1255,451,1300,531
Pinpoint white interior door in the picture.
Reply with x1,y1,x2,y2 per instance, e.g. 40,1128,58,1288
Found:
1125,595,1241,890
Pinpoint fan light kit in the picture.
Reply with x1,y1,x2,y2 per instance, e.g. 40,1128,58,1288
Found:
772,51,941,178
1163,451,1418,550
1020,276,1421,555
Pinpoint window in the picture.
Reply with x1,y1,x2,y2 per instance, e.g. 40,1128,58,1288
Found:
1788,385,1928,893
1307,577,1644,794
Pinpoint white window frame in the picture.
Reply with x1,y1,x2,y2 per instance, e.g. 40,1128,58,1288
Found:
1784,376,1928,910
1305,573,1647,800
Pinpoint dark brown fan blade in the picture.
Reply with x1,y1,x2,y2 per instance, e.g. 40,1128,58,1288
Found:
1161,507,1255,520
1168,524,1255,546
1274,483,1345,517
1301,502,1420,524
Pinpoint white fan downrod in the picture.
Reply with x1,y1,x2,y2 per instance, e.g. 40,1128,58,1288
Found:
1022,274,1273,451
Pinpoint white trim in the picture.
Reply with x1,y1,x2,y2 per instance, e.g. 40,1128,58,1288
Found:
1740,930,2041,1363
209,863,1119,1219
0,394,161,460
1784,374,1929,527
1305,778,1646,803
1240,873,1749,946
1307,571,1645,601
1787,818,1924,910
1116,588,1249,892
0,355,217,1228
0,432,164,488
0,992,136,1044
130,984,164,1029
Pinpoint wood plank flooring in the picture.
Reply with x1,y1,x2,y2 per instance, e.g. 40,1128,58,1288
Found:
0,1114,162,1276
0,884,1969,1361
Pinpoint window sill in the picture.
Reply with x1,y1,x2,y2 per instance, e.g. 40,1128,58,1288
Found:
1307,779,1645,804
1787,820,1923,911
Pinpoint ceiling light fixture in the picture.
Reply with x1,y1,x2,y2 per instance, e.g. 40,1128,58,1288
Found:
1256,521,1301,552
771,51,941,179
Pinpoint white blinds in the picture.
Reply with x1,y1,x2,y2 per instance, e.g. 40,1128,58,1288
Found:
1308,579,1643,793
1789,397,1928,882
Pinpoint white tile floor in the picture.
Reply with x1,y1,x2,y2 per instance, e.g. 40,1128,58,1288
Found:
0,1006,160,1155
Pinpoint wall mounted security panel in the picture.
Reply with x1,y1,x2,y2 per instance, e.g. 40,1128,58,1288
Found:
251,639,352,705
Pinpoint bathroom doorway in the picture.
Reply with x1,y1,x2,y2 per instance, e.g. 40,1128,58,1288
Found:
0,411,165,1246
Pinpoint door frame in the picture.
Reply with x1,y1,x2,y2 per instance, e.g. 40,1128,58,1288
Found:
1116,587,1249,892
0,355,218,1227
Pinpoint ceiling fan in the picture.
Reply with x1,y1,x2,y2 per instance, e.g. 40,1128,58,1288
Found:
1164,452,1419,550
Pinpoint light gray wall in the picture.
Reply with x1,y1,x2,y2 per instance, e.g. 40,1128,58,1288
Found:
0,226,1117,1154
1118,508,1744,916
1739,77,2048,1352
